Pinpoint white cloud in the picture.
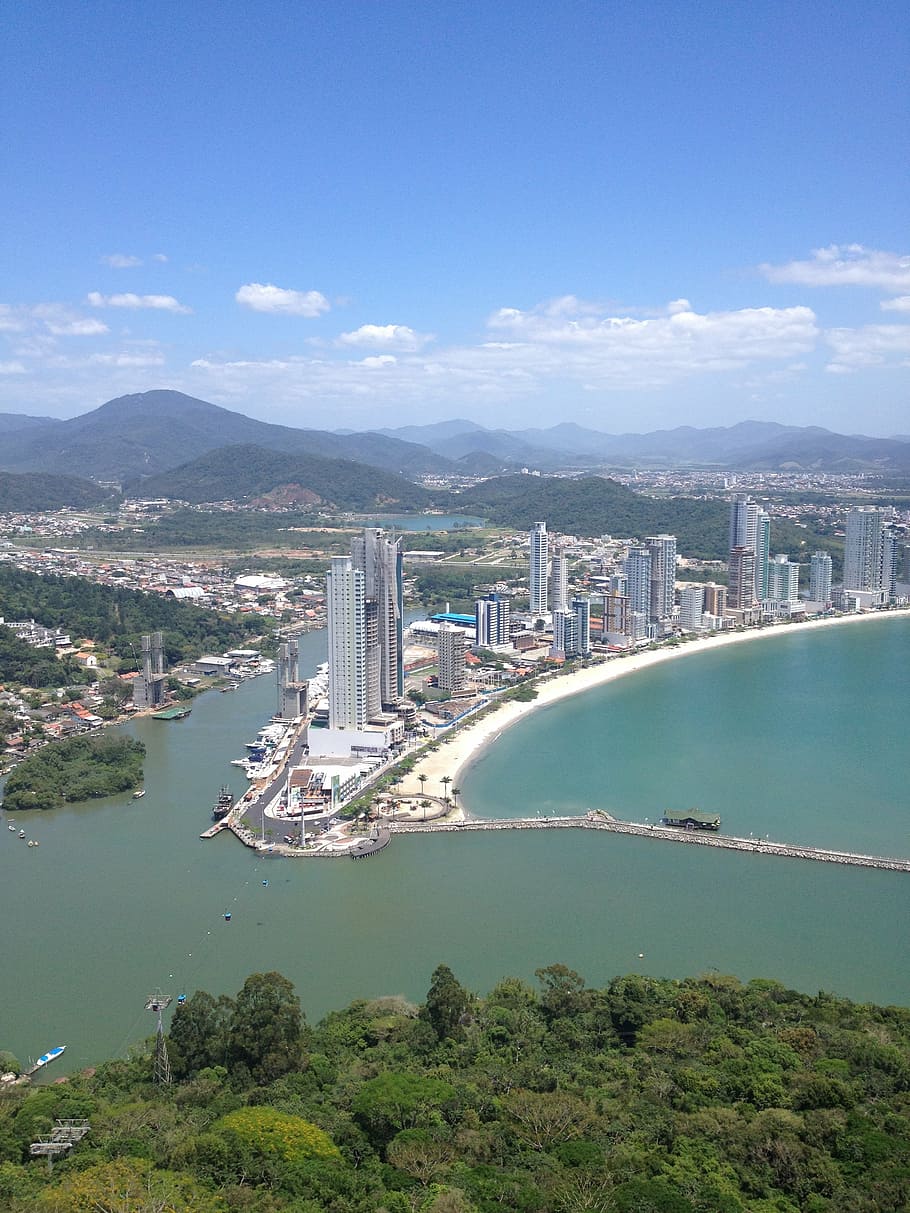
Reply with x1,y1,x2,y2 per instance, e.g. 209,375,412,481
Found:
486,298,818,383
0,305,26,333
825,324,910,373
188,298,822,416
45,317,110,336
86,291,192,314
0,360,27,374
337,323,433,351
152,252,169,263
760,245,910,291
101,253,143,268
88,352,166,367
881,296,910,313
235,282,330,317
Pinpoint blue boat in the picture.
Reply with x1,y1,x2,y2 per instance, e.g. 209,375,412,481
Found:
34,1045,66,1069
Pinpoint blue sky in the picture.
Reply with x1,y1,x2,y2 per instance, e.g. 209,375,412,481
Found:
2,0,908,434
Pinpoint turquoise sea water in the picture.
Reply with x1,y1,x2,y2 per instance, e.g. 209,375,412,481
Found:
1,616,907,1072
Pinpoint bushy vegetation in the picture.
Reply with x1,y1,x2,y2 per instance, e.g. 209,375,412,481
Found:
0,625,88,688
0,565,264,667
0,470,112,511
1,966,908,1211
128,444,438,510
2,733,145,810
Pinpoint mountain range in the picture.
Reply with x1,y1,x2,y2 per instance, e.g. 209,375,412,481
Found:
1,392,908,497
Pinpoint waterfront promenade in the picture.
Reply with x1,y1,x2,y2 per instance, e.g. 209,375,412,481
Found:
205,807,910,873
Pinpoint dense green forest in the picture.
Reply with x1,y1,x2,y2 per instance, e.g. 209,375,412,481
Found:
126,444,439,511
456,477,728,555
2,734,145,810
0,566,264,668
1,967,908,1211
0,625,89,688
0,470,113,512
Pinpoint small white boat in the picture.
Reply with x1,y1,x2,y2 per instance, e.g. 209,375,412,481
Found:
34,1045,65,1069
132,789,146,799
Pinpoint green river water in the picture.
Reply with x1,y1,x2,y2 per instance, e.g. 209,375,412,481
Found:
1,615,908,1073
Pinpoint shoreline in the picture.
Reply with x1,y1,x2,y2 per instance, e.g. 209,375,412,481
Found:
396,609,910,814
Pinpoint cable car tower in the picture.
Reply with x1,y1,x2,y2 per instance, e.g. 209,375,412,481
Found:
145,989,172,1085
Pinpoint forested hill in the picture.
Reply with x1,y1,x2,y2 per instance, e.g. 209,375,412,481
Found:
1,966,908,1211
457,475,730,558
127,443,437,510
0,565,263,669
0,470,112,511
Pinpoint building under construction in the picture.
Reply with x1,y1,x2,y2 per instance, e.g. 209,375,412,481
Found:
132,631,167,710
277,636,308,720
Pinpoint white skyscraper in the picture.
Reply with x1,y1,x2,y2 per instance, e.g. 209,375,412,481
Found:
809,551,832,606
529,522,549,616
730,496,770,599
768,554,800,603
679,584,705,631
326,556,368,730
625,545,652,617
844,507,893,600
551,546,568,613
476,593,511,647
350,528,404,710
437,623,466,693
646,534,677,632
552,596,591,658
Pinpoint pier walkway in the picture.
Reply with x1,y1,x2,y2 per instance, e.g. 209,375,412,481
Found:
389,814,910,873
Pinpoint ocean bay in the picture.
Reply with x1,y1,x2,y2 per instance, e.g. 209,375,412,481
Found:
1,616,908,1072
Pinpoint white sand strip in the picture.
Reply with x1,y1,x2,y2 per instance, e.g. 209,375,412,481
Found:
396,609,910,811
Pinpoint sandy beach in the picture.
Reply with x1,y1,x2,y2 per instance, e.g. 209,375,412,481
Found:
396,608,910,814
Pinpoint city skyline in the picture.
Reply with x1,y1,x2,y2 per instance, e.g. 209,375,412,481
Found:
2,2,907,433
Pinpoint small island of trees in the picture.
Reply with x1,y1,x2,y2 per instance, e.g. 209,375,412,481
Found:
2,734,145,811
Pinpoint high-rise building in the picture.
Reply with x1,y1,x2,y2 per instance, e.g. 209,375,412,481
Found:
625,545,651,617
551,546,568,614
646,534,677,631
754,510,771,601
729,495,770,599
729,495,759,553
529,522,549,616
552,596,591,658
728,546,756,610
702,583,727,616
768,554,800,603
843,507,894,600
809,551,832,606
475,592,511,647
326,556,368,730
437,623,466,693
602,591,631,641
350,528,404,710
678,585,705,631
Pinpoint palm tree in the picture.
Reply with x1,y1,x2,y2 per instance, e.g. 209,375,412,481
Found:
451,785,461,809
418,773,427,802
441,775,451,802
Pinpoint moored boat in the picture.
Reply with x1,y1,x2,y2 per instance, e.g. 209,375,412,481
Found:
34,1045,65,1069
211,786,234,820
132,789,146,799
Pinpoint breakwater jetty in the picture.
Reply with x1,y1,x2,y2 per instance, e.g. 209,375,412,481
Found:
390,814,910,873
